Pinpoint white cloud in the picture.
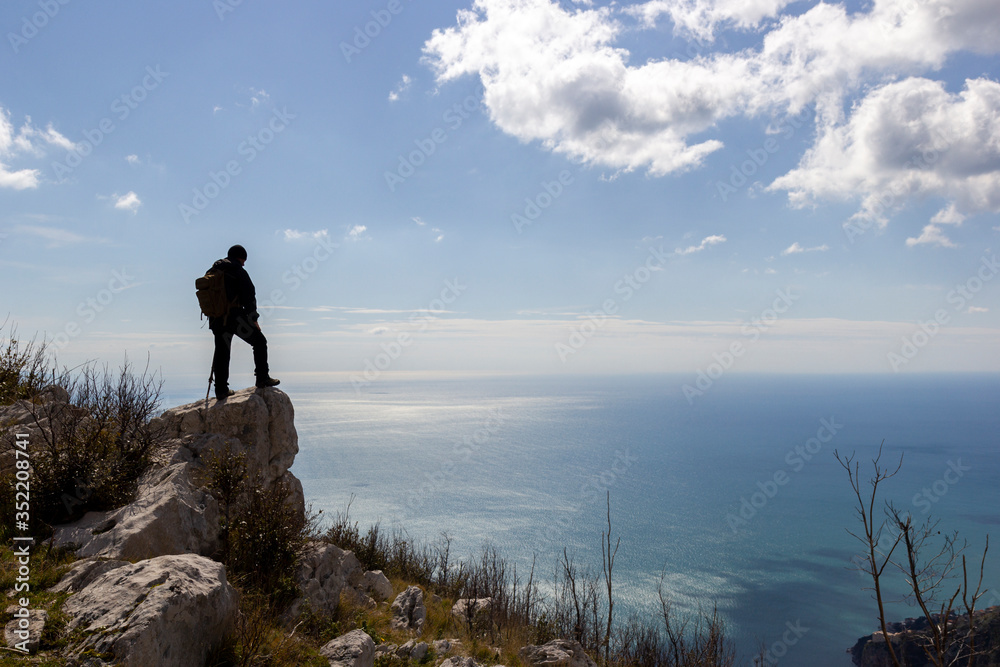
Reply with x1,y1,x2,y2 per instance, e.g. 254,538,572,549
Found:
31,124,77,153
967,306,988,313
412,216,426,226
126,154,141,166
771,77,1000,228
424,0,1000,228
424,0,748,176
389,74,413,102
931,202,967,226
283,228,330,242
905,202,969,247
347,225,370,241
0,107,77,190
0,162,39,190
675,234,726,255
906,223,959,248
113,191,142,213
625,0,795,41
782,242,829,255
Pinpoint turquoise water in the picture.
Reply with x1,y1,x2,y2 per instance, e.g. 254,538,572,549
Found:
194,373,1000,665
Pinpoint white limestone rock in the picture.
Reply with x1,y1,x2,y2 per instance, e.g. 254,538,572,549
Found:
51,461,219,560
361,570,393,602
319,629,375,667
62,554,238,667
286,541,363,619
390,585,426,634
519,639,598,667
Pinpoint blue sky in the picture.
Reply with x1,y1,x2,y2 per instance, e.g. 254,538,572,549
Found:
2,0,999,390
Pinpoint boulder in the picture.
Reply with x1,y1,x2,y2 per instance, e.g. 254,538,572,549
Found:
320,629,375,667
452,597,494,626
286,542,363,619
433,638,462,655
361,570,393,602
50,558,130,593
390,585,426,634
151,387,298,485
440,659,483,667
37,384,70,404
4,607,47,653
0,387,86,448
62,554,238,667
519,639,598,667
409,641,429,661
391,639,429,661
51,460,219,560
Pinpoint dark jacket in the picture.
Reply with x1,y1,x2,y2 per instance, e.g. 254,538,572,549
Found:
208,258,260,330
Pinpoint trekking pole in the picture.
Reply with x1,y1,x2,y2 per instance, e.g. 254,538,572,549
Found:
205,367,214,409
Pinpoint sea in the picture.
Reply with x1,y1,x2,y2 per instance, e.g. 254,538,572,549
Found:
168,373,1000,665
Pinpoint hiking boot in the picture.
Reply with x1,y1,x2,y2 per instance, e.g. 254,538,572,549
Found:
215,388,235,400
255,376,280,388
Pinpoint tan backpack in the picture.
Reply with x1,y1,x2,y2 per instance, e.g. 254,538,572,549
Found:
195,270,235,320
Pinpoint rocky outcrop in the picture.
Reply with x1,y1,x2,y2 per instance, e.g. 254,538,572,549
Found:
850,607,1000,666
50,387,301,560
151,388,299,487
320,629,375,667
51,461,220,560
14,390,287,660
61,554,238,667
390,585,427,634
520,639,598,667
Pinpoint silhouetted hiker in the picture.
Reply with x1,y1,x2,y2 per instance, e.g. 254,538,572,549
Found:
208,244,279,399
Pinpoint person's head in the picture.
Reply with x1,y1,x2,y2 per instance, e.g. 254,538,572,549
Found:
227,244,248,266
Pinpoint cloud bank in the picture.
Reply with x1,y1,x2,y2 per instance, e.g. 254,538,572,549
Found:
423,0,1000,235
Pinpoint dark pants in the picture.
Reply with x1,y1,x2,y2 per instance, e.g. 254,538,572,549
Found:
212,315,268,391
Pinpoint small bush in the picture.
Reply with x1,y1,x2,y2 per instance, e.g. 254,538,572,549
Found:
203,446,317,607
324,497,452,590
0,323,52,406
228,473,307,599
25,359,165,530
201,442,249,565
0,346,165,540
